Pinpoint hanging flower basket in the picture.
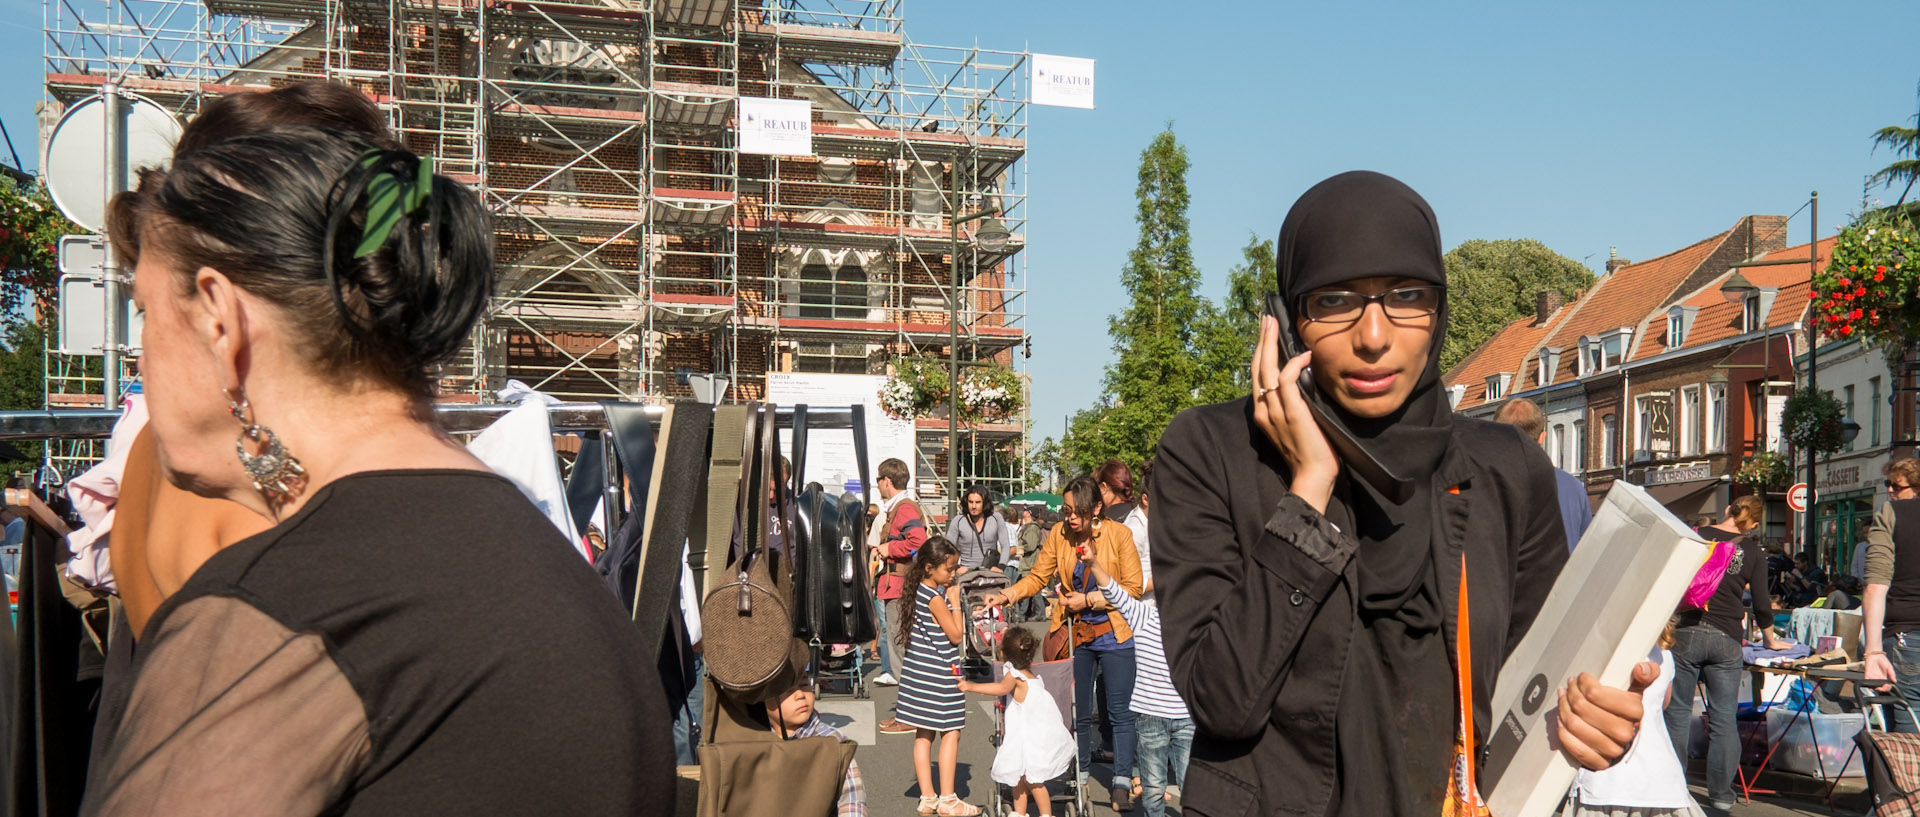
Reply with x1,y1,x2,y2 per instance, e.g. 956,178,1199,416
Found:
960,366,1022,422
878,356,950,420
1735,450,1792,489
1781,388,1848,455
1811,210,1919,346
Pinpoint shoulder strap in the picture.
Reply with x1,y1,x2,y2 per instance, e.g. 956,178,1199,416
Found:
851,404,871,507
791,404,809,488
690,404,750,597
563,431,605,538
631,403,712,659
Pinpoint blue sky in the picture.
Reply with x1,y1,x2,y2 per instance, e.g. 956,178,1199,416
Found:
5,3,1920,447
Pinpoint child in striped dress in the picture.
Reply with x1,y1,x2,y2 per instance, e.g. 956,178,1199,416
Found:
894,537,977,816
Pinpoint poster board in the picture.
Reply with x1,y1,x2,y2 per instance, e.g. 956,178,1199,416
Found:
738,97,813,156
766,372,915,496
1031,54,1095,109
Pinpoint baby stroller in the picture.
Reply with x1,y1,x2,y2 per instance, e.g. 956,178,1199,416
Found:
985,620,1089,817
961,571,1013,683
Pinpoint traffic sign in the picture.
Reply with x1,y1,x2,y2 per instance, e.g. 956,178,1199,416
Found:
1787,483,1810,513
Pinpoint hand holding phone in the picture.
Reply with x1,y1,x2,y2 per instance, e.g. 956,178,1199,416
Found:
1251,314,1339,513
1259,294,1416,505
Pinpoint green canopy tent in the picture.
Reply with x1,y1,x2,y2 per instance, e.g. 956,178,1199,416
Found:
1006,491,1063,512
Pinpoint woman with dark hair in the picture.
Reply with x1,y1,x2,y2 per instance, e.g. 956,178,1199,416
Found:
1151,171,1651,816
1097,459,1136,523
83,126,671,815
982,476,1143,811
951,484,1013,571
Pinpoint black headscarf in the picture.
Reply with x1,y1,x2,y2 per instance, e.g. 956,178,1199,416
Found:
1278,171,1457,814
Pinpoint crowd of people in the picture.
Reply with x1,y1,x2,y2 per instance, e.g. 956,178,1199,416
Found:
36,77,1920,817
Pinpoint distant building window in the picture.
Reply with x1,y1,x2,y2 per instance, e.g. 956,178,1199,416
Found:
1742,294,1762,332
1485,373,1510,401
1601,414,1619,468
1845,385,1857,451
1873,376,1883,446
1680,386,1701,456
1550,424,1566,468
1573,419,1588,471
1668,314,1685,347
797,264,869,321
1706,382,1727,452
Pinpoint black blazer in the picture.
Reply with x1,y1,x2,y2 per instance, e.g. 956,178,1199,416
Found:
1150,398,1567,817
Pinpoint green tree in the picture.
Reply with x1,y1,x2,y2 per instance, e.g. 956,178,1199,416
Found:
1193,234,1276,404
1441,239,1593,372
1870,81,1920,205
0,321,47,477
1061,127,1207,473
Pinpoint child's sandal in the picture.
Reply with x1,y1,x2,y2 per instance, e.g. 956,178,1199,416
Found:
936,794,981,816
916,795,939,815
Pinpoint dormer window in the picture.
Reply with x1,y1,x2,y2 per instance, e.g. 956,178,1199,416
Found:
1740,286,1781,334
1447,383,1466,409
1667,306,1698,348
1538,347,1562,385
1485,373,1511,401
1579,330,1631,375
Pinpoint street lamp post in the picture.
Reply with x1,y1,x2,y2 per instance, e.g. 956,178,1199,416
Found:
947,165,1009,524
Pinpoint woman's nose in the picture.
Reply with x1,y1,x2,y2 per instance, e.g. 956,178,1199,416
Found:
1352,302,1392,355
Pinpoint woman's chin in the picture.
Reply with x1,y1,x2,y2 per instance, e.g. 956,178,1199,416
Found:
1331,390,1408,419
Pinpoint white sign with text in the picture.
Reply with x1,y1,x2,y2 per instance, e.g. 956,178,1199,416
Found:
1031,54,1095,109
739,97,813,156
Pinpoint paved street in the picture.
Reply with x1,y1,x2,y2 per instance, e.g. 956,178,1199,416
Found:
815,663,1876,817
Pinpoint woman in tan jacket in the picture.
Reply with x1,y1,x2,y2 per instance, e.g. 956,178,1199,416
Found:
982,475,1143,810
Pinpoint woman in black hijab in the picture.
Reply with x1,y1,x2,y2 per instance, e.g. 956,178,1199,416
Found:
1151,171,1654,816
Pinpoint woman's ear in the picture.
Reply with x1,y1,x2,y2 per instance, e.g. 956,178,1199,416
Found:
192,266,250,393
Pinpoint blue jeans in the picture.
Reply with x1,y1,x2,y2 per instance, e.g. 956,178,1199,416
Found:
1664,624,1744,805
1074,642,1136,787
1886,633,1920,733
671,654,706,766
1135,714,1193,817
874,597,900,678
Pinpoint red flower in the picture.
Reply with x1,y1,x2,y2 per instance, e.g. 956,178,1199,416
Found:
1852,265,1860,272
1841,277,1852,286
1843,325,1855,336
1879,265,1889,274
1858,286,1869,296
1853,308,1864,320
1877,272,1887,282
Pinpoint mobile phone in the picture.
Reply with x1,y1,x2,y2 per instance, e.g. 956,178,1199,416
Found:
1264,294,1415,503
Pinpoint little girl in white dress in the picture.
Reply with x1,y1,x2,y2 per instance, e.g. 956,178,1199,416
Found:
959,626,1075,817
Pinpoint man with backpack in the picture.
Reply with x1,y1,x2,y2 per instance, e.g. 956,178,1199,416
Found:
869,458,929,735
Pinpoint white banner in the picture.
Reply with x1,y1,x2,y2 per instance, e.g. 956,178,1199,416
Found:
1032,54,1095,109
766,372,916,497
738,97,814,156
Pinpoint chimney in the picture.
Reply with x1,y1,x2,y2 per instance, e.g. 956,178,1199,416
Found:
1534,290,1563,325
1604,246,1631,275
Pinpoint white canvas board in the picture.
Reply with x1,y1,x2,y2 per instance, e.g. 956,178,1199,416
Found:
739,97,813,156
1482,481,1711,817
1031,54,1095,109
765,372,914,497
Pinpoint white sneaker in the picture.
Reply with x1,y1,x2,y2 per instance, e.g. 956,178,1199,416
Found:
872,672,898,686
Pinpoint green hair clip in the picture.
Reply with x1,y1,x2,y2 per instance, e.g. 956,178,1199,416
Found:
352,151,436,259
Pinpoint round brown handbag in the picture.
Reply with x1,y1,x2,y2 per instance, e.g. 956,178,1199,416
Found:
702,404,799,700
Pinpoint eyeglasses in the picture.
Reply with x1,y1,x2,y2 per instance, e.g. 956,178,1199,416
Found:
1062,506,1091,520
1300,285,1443,324
1890,480,1914,493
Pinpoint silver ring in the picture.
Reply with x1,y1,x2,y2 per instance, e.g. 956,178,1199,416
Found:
1256,387,1275,398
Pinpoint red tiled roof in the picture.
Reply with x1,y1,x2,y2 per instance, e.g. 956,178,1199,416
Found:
1445,313,1564,411
1631,235,1834,359
1536,229,1735,384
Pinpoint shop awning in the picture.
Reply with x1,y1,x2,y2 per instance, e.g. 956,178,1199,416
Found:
1643,477,1725,523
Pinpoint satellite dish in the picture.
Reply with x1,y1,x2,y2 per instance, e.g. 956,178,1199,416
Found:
45,91,183,233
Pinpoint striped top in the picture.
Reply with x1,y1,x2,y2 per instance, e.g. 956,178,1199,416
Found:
1099,579,1189,720
894,582,968,731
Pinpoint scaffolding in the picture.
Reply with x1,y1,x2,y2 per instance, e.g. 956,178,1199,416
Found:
41,0,1032,510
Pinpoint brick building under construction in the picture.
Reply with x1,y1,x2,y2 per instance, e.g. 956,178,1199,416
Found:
42,0,1034,510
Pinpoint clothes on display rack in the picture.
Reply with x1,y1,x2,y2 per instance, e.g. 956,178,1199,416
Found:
63,395,148,592
468,381,585,559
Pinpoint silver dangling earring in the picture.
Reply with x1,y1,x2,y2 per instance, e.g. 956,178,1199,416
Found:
225,388,308,510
